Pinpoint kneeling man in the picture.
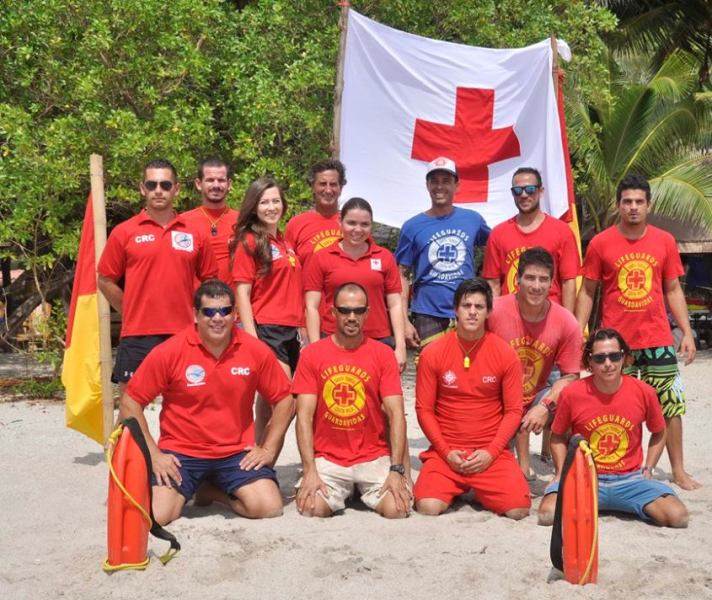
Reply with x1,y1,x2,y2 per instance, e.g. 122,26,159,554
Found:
118,279,294,525
538,328,688,527
415,278,531,519
293,282,411,518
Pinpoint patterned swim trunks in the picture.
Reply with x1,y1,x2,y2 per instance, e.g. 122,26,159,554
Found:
624,346,685,417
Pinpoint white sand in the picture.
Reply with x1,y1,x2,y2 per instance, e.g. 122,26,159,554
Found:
1,352,711,600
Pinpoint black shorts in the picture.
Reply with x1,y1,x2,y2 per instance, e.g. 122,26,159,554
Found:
112,334,171,383
255,324,300,373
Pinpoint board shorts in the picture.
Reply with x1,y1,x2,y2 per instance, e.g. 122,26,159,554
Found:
151,450,278,501
255,323,300,373
624,346,685,417
414,448,531,514
544,468,676,521
411,312,455,354
297,455,411,513
112,334,171,383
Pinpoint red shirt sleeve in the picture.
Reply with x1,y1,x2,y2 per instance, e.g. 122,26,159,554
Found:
126,345,172,406
662,233,684,281
551,387,573,436
302,251,326,293
377,344,403,397
555,314,583,375
484,347,524,459
291,346,319,395
231,236,258,284
97,226,127,281
481,231,502,280
382,251,402,295
415,348,451,460
580,237,603,281
255,344,292,404
643,382,666,433
558,227,581,280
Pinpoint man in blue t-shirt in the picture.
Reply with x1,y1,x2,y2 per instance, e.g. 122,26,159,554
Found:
395,157,490,350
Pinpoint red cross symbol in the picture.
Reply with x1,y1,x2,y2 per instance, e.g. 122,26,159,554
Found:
333,383,355,407
597,433,620,455
626,269,646,290
411,87,521,203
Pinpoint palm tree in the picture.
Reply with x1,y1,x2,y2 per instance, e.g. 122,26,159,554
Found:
567,50,712,234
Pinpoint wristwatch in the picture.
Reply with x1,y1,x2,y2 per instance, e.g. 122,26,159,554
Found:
541,397,556,414
389,463,406,476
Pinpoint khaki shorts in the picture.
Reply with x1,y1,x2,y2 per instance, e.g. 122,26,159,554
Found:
300,455,411,513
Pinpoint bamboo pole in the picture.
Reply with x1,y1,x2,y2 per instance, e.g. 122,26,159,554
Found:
90,154,114,443
550,34,559,95
331,1,351,159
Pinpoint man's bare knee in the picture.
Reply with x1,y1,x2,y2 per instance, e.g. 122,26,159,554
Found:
376,496,409,519
503,507,529,520
152,487,185,526
537,493,557,526
415,498,448,516
300,503,333,518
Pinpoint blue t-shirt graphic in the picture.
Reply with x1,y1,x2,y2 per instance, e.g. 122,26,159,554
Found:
395,207,490,319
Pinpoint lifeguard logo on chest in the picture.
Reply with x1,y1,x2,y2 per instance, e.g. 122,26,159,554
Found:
271,243,283,260
442,370,458,389
171,231,194,252
370,258,382,271
185,364,206,387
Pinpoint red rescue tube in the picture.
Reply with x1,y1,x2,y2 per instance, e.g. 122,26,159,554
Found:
104,424,151,571
562,443,598,585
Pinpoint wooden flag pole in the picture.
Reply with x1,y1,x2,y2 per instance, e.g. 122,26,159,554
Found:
331,1,351,159
90,154,114,442
550,34,560,95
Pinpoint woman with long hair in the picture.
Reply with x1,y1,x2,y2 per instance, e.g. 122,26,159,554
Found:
303,197,406,371
231,177,302,440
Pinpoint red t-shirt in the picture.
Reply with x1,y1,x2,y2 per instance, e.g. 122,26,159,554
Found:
284,210,341,267
127,326,291,458
180,206,239,286
97,211,218,337
487,294,582,405
303,241,401,338
581,225,683,349
416,331,523,461
291,336,403,467
552,375,665,474
232,232,304,327
482,215,580,304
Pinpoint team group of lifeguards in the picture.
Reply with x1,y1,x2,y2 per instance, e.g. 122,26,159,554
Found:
97,155,696,529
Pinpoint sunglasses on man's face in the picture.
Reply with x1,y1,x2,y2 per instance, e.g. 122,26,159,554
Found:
334,306,368,315
590,351,624,364
510,185,540,196
199,306,233,318
144,180,174,191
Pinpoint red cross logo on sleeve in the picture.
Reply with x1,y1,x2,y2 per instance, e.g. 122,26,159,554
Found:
411,87,520,203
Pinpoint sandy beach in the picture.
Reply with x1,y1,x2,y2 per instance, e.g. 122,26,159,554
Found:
1,351,711,600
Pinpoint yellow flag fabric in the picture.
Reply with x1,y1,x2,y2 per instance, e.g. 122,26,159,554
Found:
62,195,105,444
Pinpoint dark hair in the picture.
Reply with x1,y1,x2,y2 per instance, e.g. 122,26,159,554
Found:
333,282,368,307
144,158,177,181
512,167,542,186
517,247,554,279
193,279,235,310
230,178,287,276
582,328,631,368
198,158,231,180
453,278,493,311
340,197,373,220
616,173,651,203
307,159,347,187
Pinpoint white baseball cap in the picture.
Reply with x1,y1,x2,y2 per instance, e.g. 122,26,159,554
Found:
426,156,458,180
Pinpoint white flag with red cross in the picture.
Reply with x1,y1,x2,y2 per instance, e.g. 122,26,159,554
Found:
339,10,572,229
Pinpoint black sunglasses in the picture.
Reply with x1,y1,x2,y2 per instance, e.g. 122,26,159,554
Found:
144,180,174,191
199,306,233,318
590,351,624,364
510,185,540,196
334,306,368,315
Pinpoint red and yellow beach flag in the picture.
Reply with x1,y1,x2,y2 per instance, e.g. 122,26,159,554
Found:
62,194,104,443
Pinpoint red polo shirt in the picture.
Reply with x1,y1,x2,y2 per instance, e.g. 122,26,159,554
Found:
98,210,218,337
128,326,291,458
232,232,304,327
285,210,341,267
180,206,239,286
303,241,401,338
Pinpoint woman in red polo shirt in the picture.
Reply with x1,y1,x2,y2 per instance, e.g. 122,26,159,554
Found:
304,197,406,371
231,177,303,440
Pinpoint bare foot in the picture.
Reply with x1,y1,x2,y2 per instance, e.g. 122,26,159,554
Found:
673,471,702,491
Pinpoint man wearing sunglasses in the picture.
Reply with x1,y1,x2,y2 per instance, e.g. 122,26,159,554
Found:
575,174,699,491
293,282,411,518
98,159,218,398
482,167,579,313
537,328,688,528
395,157,490,353
487,248,582,480
181,158,239,286
117,279,294,524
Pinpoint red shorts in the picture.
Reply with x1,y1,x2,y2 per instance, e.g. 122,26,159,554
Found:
414,449,531,514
